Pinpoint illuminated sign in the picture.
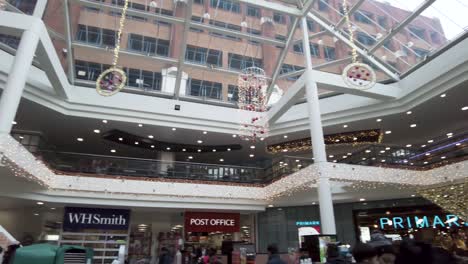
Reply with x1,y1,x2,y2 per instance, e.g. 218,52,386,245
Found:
296,221,320,226
379,214,467,229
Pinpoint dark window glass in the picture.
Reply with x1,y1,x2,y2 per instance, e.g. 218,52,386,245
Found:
209,20,241,41
130,2,146,11
324,46,336,61
77,25,87,42
293,43,303,54
7,0,37,14
318,0,328,11
86,26,101,44
154,8,173,16
128,34,169,56
128,68,141,87
247,6,260,18
247,28,261,45
143,36,157,54
293,43,320,57
227,85,239,102
102,29,116,47
430,31,440,44
129,34,143,51
356,32,376,46
413,48,429,58
273,13,286,24
156,39,170,56
210,0,240,13
306,20,314,31
189,79,223,100
228,54,262,70
354,11,374,24
378,16,387,28
383,40,393,50
409,26,426,40
280,64,305,81
111,0,125,6
0,34,20,49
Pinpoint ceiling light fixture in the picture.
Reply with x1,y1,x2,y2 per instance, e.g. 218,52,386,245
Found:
462,106,468,111
381,159,386,162
93,129,100,133
385,131,392,134
456,143,461,146
421,144,426,147
77,138,84,142
50,208,56,210
343,124,348,128
329,155,334,158
428,140,434,143
148,135,154,139
232,134,237,138
135,141,139,145
406,144,412,147
260,137,265,141
197,140,203,144
227,148,231,151
212,149,216,152
138,124,143,127
411,194,416,197
37,202,44,205
441,156,446,159
182,148,186,152
440,94,446,98
166,147,171,151
385,147,390,150
425,153,431,156
249,154,255,158
118,137,123,141
376,119,382,122
250,146,255,149
410,124,417,128
359,198,366,202
188,156,193,160
12,121,17,125
365,150,371,153
151,145,155,148
424,161,428,164
197,149,202,152
203,131,207,134
406,111,412,115
172,128,176,131
362,158,366,160
102,120,108,123
268,204,274,208
219,159,224,162
283,135,288,139
446,133,453,137
110,149,116,153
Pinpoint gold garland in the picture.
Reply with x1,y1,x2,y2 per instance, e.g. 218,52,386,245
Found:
96,0,129,96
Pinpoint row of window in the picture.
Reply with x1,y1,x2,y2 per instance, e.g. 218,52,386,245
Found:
7,0,37,15
293,42,336,61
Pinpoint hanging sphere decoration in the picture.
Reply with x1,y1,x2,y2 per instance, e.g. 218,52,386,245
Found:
342,62,377,90
96,68,127,96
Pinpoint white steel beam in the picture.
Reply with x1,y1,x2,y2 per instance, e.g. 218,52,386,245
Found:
301,0,318,15
235,0,302,17
32,0,48,18
267,73,306,124
266,17,300,100
174,0,193,100
336,0,365,28
63,0,75,83
369,0,436,53
307,12,400,81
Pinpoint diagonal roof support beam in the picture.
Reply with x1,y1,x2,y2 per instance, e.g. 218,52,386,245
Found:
368,0,436,53
301,0,318,16
266,17,301,102
235,0,302,17
174,0,193,100
336,0,365,28
306,12,400,81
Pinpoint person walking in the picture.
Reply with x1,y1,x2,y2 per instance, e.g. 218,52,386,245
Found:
267,244,286,264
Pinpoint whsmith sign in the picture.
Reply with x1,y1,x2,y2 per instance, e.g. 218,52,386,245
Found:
63,207,130,231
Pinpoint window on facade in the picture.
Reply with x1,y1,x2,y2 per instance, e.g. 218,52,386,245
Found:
378,16,387,28
356,32,376,46
318,0,329,11
111,0,125,6
77,25,114,46
209,20,242,41
293,43,320,57
75,60,103,81
128,34,169,56
102,29,116,46
127,68,162,90
247,28,261,45
409,26,426,40
189,79,223,100
273,13,286,24
228,54,262,70
324,46,336,61
82,6,101,13
275,35,286,49
130,2,146,11
383,40,393,50
280,64,305,81
227,85,239,102
210,0,240,13
7,0,37,14
194,0,204,4
154,8,173,16
185,46,223,66
0,34,20,49
190,16,204,32
413,48,430,58
430,31,440,44
306,20,315,31
247,6,260,18
354,11,374,24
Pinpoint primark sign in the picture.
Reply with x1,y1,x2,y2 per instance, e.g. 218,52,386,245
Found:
63,207,130,231
379,214,468,230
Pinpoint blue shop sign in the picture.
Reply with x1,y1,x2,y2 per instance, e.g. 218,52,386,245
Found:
296,221,321,226
379,214,468,230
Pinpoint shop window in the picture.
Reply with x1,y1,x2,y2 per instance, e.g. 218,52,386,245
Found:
228,53,263,70
227,85,239,102
356,32,376,46
354,10,374,24
7,0,37,14
185,46,223,67
324,46,336,61
378,16,387,28
409,26,426,40
318,0,329,11
280,64,305,81
273,13,286,24
210,0,240,13
247,6,260,18
188,79,223,100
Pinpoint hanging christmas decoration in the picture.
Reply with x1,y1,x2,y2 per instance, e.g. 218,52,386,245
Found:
96,0,129,96
341,0,377,90
237,67,269,141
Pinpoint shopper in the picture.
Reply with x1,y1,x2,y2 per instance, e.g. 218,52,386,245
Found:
208,248,221,264
267,244,286,264
352,243,379,264
325,243,350,264
159,247,174,264
367,231,395,264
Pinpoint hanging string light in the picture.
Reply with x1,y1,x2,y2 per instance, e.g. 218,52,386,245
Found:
341,0,377,90
96,0,129,96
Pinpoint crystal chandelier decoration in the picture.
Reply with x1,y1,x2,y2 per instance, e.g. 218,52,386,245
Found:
341,0,377,90
237,67,268,141
96,0,129,96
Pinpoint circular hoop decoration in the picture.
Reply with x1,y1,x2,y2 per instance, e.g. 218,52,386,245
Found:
96,68,127,96
342,62,377,90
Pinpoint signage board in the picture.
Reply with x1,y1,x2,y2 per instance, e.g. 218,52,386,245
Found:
63,207,130,231
379,214,467,230
296,221,320,226
185,212,240,232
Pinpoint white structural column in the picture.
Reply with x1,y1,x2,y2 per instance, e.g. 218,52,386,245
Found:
32,0,48,18
301,17,336,234
0,22,42,134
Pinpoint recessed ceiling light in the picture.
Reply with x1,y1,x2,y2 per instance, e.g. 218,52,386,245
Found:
456,143,461,146
118,137,123,141
298,164,302,167
77,138,84,142
381,159,386,162
427,140,434,143
406,111,412,115
406,144,412,147
446,133,453,137
148,135,154,139
182,148,186,152
424,161,428,164
249,154,255,157
197,149,202,152
12,121,17,125
371,157,376,160
283,135,288,139
93,129,100,133
50,207,56,210
188,156,193,160
365,150,371,153
135,141,139,145
425,153,431,156
440,93,446,98
212,149,216,152
411,194,416,197
203,131,207,134
282,149,288,152
347,153,352,156
219,159,224,162
380,150,386,153
268,204,274,208
410,124,417,128
410,163,414,165
385,130,392,134
329,155,334,158
37,202,44,205
353,137,358,141
343,124,348,128
227,148,231,151
295,160,300,162
34,213,39,216
333,160,337,163
172,127,177,131
102,120,108,123
166,147,171,151
421,144,426,147
18,136,24,139
441,156,446,159
151,145,155,148
362,158,366,160
376,119,382,122
359,198,366,202
385,147,390,150
403,160,408,163
250,146,255,149
342,155,347,158
260,137,265,141
232,134,237,138
138,124,143,127
110,149,116,153
462,106,468,111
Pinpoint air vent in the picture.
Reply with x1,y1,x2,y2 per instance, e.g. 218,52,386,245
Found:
64,252,87,264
